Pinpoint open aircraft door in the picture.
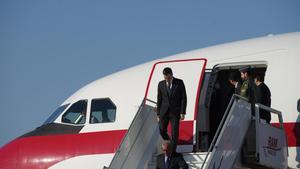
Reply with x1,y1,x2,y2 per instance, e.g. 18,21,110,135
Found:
144,58,207,152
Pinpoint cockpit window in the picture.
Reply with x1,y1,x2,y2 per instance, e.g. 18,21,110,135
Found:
90,98,116,124
44,104,70,124
62,100,88,125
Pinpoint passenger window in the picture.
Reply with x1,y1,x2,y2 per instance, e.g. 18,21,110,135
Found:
90,98,116,124
62,100,87,125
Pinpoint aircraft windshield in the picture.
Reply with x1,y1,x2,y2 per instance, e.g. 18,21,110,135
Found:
44,104,70,124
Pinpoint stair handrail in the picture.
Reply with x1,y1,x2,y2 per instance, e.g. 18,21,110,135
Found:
254,103,284,128
254,103,288,158
200,94,248,169
106,98,157,169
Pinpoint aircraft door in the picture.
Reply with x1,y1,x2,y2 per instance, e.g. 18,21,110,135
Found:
144,58,207,152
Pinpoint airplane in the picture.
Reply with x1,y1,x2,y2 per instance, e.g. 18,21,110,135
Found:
0,32,299,169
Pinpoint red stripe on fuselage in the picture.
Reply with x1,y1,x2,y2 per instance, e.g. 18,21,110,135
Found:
0,121,194,169
1,121,299,169
0,130,127,169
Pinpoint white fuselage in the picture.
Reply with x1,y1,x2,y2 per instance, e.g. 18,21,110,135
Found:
54,32,300,169
1,32,299,169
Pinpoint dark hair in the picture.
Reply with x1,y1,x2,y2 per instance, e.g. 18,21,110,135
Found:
163,67,173,75
228,72,239,82
164,142,175,153
254,73,265,82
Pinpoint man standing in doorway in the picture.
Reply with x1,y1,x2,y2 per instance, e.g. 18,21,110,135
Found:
157,67,187,152
239,67,255,101
254,73,271,123
239,66,256,116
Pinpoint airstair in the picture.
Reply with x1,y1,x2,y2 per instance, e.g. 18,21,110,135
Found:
106,99,160,169
105,95,288,169
202,94,288,169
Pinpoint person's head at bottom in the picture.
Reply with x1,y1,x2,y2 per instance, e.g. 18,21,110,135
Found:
162,142,173,156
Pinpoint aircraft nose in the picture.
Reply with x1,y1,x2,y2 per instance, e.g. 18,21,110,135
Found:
0,139,20,169
1,134,73,169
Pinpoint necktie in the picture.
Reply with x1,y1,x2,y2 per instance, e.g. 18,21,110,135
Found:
166,156,170,169
167,82,171,96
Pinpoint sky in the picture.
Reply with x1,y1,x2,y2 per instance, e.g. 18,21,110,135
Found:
0,0,300,147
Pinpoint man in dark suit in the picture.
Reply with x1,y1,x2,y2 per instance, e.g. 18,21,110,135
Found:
157,67,187,151
254,73,271,123
156,142,188,169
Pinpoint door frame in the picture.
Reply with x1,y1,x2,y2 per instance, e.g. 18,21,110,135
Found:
144,58,207,151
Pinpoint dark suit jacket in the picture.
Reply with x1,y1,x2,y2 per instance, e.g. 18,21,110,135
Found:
254,82,271,122
157,77,187,117
156,153,188,169
235,81,242,95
